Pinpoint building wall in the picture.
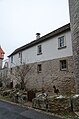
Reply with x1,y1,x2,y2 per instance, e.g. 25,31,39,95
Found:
0,59,2,69
8,30,75,94
11,56,75,94
0,67,9,87
9,31,73,68
25,56,75,94
69,0,79,93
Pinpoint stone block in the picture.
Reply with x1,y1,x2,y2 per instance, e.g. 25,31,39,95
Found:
48,95,71,112
32,98,47,110
32,95,71,112
72,95,79,112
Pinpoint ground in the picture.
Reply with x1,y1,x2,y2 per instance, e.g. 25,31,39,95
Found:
0,100,64,119
0,88,79,119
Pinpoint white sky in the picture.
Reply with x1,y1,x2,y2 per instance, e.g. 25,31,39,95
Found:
0,0,70,60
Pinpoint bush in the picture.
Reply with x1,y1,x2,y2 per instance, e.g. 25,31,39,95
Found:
2,91,10,96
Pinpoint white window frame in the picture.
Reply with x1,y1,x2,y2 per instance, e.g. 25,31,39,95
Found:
60,60,67,71
37,45,42,55
11,56,13,63
58,35,66,49
19,52,22,64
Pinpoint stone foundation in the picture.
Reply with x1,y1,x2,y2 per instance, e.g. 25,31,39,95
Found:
10,56,75,95
26,56,75,94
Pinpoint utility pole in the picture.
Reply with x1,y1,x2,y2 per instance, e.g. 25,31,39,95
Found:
69,0,79,93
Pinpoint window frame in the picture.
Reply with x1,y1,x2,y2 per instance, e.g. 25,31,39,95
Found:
19,52,22,64
37,45,42,55
58,35,66,49
11,56,13,63
60,60,67,71
37,64,42,73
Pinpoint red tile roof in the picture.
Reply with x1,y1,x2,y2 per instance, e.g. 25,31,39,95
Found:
0,47,5,59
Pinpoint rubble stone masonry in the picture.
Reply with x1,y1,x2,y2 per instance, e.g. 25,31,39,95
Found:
24,56,75,95
69,0,79,93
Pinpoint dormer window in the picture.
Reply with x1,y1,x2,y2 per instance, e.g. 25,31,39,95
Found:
37,45,42,55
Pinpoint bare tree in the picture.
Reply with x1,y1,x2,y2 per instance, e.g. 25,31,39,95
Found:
12,63,34,90
0,68,10,88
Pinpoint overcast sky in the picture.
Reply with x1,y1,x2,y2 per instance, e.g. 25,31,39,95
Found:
0,0,70,60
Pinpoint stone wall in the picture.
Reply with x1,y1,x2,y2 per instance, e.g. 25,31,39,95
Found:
48,96,71,112
71,95,79,111
69,0,79,93
0,59,2,69
32,95,71,112
9,56,75,95
26,56,75,94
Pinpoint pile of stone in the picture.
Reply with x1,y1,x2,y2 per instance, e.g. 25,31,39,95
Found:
14,91,27,103
32,95,71,112
0,88,28,104
71,94,79,112
32,93,48,110
48,95,71,112
2,90,11,96
10,90,28,103
32,94,79,112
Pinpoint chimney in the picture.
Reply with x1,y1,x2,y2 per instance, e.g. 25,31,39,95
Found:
36,33,40,39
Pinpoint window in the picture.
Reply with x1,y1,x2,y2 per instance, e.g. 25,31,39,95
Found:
19,52,21,58
37,45,42,55
37,64,42,73
10,68,13,74
60,60,67,70
19,52,22,64
11,56,13,63
58,36,66,49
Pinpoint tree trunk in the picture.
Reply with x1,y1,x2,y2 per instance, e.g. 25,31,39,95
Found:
69,0,79,93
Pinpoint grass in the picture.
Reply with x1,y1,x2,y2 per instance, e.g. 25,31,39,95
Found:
0,95,12,102
53,110,79,119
